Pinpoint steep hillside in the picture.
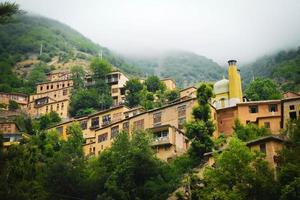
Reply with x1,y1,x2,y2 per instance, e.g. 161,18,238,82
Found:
0,14,144,76
124,51,225,88
0,14,226,90
241,47,300,92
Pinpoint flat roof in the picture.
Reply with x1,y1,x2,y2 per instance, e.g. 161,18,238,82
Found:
0,92,28,97
237,100,281,106
36,79,73,85
180,86,197,92
246,135,285,146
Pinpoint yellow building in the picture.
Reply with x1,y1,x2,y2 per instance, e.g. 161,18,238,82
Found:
27,79,73,119
161,78,176,90
94,98,197,161
0,92,28,110
0,121,23,150
179,86,197,100
213,60,243,109
204,135,284,176
281,96,300,128
106,70,129,106
49,105,129,140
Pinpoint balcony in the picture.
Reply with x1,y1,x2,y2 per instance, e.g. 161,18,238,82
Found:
151,137,171,146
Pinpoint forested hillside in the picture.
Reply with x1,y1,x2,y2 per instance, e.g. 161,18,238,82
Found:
124,51,225,88
0,14,144,90
241,47,300,92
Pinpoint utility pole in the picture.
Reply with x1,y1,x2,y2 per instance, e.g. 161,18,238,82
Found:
40,43,43,55
99,50,103,60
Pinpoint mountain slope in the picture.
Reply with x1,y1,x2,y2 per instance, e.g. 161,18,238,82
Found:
0,14,144,76
0,14,226,89
241,47,300,92
124,51,226,88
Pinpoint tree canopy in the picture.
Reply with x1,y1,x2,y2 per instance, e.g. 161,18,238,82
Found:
245,78,282,101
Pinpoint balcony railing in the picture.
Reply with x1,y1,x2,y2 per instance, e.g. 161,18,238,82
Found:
106,77,119,84
151,137,171,146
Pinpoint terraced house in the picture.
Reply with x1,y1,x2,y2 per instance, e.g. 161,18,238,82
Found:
27,78,73,119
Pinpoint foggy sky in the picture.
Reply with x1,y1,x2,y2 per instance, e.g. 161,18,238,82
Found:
7,0,300,65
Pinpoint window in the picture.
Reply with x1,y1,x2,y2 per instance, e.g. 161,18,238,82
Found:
178,105,186,129
269,104,278,112
98,133,108,143
133,119,144,130
46,85,49,89
63,89,68,96
56,127,63,135
153,112,162,126
290,112,297,120
249,105,258,113
123,121,129,132
102,115,111,126
112,88,118,93
62,84,65,87
57,84,59,89
111,126,119,139
290,105,295,110
154,130,168,139
91,117,99,128
259,143,266,154
46,106,48,112
264,122,270,128
40,86,43,91
50,105,53,111
124,113,129,118
61,102,64,108
80,120,87,130
50,85,53,89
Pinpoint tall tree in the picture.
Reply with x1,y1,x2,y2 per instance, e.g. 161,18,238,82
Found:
44,123,85,200
233,119,270,142
0,1,23,24
195,137,278,200
278,119,300,200
185,83,215,160
124,78,144,108
144,75,166,93
245,78,282,101
71,65,85,89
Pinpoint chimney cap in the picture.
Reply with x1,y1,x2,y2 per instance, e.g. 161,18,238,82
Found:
228,60,237,65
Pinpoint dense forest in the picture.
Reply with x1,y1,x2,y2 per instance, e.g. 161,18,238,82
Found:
0,14,226,90
124,51,225,88
241,47,300,92
0,14,144,88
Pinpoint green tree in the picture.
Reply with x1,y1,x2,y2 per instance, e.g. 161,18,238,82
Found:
38,111,61,130
195,137,278,200
90,58,112,80
86,131,176,200
124,78,144,108
144,76,166,93
233,119,270,142
165,89,180,102
69,88,112,116
8,100,19,111
0,2,23,24
278,119,300,199
71,65,85,89
185,83,215,160
245,78,282,101
44,123,85,200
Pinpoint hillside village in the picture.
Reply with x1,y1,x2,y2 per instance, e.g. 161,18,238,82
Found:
1,58,299,169
1,1,300,200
